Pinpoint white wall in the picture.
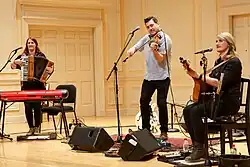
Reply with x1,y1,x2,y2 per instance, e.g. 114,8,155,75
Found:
0,0,249,121
0,0,19,69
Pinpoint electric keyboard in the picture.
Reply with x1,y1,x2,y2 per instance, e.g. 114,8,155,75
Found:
0,89,69,141
0,90,68,102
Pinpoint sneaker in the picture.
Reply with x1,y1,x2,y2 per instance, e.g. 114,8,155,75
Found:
34,127,40,135
26,128,35,136
160,132,168,140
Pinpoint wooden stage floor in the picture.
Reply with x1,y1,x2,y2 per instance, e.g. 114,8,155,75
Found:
0,116,248,167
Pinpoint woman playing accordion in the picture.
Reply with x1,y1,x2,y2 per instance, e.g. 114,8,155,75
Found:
11,37,54,136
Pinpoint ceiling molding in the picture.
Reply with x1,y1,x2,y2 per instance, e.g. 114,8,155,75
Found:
18,0,114,9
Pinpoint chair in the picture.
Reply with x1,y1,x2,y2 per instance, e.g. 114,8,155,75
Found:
207,77,250,155
41,84,77,137
41,83,51,122
220,77,250,154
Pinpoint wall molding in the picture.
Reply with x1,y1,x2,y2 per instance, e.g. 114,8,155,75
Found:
14,1,107,120
18,0,114,9
218,2,250,32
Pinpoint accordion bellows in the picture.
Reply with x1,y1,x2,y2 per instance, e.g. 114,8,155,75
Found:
21,55,54,83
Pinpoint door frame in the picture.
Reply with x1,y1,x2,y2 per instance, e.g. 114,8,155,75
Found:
17,4,106,116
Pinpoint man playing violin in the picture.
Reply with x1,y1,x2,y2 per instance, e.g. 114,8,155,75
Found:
127,16,172,139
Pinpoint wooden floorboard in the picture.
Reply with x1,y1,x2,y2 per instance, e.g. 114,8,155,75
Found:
0,116,248,167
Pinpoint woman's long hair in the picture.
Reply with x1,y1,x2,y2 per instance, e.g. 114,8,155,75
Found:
22,37,41,55
217,32,238,58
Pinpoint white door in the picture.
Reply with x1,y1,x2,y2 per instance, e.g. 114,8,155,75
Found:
233,15,250,77
29,25,96,116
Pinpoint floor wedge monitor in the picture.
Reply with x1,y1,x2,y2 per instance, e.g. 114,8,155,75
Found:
118,129,161,161
68,126,114,152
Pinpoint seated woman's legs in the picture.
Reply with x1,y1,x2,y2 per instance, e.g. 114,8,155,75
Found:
183,103,196,141
183,101,212,161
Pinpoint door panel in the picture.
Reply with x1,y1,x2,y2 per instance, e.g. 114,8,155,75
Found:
29,26,96,116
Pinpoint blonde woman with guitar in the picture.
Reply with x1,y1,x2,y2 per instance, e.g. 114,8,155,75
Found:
181,32,242,162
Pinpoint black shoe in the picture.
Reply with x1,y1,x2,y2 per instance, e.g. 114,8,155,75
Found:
34,127,40,135
185,142,205,162
160,132,168,140
185,148,205,162
26,128,35,136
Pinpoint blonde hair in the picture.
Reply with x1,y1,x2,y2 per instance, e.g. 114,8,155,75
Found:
217,32,238,57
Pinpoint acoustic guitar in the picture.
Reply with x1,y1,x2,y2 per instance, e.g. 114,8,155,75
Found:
179,57,200,102
180,56,233,103
179,57,211,102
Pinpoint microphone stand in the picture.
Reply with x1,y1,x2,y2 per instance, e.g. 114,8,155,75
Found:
0,49,19,72
160,29,179,133
106,31,137,143
0,49,19,141
200,53,212,166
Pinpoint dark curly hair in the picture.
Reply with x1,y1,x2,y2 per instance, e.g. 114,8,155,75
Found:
144,16,159,24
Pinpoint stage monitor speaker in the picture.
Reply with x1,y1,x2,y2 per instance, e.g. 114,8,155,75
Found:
118,129,161,161
68,126,114,152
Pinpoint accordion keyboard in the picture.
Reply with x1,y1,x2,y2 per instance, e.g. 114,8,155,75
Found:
20,56,29,82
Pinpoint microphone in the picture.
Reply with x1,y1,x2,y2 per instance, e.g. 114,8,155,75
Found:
7,46,23,62
194,47,213,54
123,57,129,63
130,26,140,34
12,46,23,53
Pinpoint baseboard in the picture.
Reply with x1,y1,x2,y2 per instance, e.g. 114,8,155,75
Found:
4,114,26,124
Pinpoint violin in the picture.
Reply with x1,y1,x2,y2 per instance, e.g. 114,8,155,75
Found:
149,32,161,50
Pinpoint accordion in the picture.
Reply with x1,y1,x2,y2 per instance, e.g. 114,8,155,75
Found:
20,55,54,83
